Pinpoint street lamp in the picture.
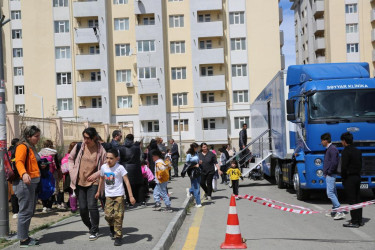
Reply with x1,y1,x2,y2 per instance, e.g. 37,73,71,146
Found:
33,93,44,134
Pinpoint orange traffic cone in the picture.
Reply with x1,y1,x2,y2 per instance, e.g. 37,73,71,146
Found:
220,195,247,249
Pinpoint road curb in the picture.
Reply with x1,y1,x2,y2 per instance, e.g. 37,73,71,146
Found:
152,195,194,250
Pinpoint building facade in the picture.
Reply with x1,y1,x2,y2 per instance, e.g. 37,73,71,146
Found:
2,0,284,148
291,0,374,76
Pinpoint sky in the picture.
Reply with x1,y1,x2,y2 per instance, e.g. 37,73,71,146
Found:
279,0,296,68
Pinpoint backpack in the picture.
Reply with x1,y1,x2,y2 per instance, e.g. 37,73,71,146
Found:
155,160,170,183
61,153,70,174
5,144,29,182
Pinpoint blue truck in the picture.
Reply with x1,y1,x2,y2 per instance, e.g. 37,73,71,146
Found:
250,63,375,200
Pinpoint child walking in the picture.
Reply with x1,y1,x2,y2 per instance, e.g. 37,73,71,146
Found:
226,160,243,198
95,149,135,246
151,150,172,212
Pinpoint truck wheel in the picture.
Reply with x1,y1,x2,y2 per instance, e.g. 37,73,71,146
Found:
275,164,285,189
293,172,309,201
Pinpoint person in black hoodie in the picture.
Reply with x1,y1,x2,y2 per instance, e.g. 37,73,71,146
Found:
118,134,145,206
341,132,363,228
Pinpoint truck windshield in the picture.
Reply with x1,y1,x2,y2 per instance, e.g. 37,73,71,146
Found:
308,89,375,121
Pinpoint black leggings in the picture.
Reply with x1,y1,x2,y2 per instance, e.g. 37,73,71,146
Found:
200,172,214,197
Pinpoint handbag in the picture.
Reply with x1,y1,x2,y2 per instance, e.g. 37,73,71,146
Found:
190,166,202,179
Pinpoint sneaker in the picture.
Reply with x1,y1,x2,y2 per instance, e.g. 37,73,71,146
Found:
20,237,39,248
114,237,122,246
195,204,202,208
109,226,115,240
42,207,47,213
186,188,192,198
225,181,229,185
89,233,99,241
140,202,147,208
153,202,161,211
202,194,208,200
343,222,359,228
333,212,345,220
165,206,173,213
207,196,212,201
12,213,18,219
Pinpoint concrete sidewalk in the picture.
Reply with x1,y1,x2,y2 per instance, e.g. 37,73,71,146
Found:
6,176,192,250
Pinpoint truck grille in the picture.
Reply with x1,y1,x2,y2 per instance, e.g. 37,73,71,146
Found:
362,156,375,176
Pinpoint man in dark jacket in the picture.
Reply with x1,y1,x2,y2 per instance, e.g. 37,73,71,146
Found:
239,123,248,149
321,133,345,220
111,130,122,150
169,139,179,177
118,134,145,206
341,132,363,228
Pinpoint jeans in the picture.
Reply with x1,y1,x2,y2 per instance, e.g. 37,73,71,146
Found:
172,157,179,176
76,185,100,234
153,182,170,206
189,177,201,205
200,172,214,197
13,179,39,240
325,175,340,209
343,175,362,224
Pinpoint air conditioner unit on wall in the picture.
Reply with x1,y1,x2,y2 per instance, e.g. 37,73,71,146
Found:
126,82,134,87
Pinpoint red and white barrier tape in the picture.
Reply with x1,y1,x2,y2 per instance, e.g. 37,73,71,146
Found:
236,195,375,215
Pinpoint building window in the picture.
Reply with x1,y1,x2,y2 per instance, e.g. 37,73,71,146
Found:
146,121,159,132
170,41,185,54
346,24,358,33
116,70,131,82
14,67,23,76
15,86,24,95
88,20,99,28
199,40,212,49
169,15,184,28
203,118,215,130
173,119,188,132
172,93,188,106
114,18,129,30
201,66,213,76
12,30,22,39
198,14,211,23
55,47,71,59
57,98,73,111
117,96,133,108
143,17,155,25
113,0,128,4
137,40,155,52
89,45,100,54
233,90,249,103
202,92,214,103
13,48,23,58
138,67,156,79
171,67,186,80
229,12,244,24
54,20,69,33
115,44,130,56
145,95,158,105
234,117,249,129
346,43,359,53
57,73,72,85
231,38,246,51
90,71,101,81
53,0,68,7
15,104,25,114
232,64,247,77
91,97,102,108
345,4,357,14
11,11,21,20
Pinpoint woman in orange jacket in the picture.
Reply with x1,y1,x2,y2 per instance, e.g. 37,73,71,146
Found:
13,125,41,247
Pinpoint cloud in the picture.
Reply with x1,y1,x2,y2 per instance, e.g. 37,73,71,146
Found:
280,0,296,68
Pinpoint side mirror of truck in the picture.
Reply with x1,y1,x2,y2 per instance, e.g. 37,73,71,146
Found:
286,99,295,114
287,114,296,121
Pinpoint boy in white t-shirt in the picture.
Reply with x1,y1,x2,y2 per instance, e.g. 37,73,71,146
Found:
95,149,135,246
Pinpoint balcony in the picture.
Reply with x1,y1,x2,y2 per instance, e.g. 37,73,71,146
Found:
139,105,161,120
279,7,283,24
73,1,99,17
313,18,325,34
75,54,101,70
197,48,224,64
195,21,223,37
78,107,103,122
281,54,285,70
197,75,225,91
201,102,226,118
372,29,375,42
134,0,159,15
76,81,103,97
74,28,99,44
191,0,222,11
316,56,326,64
138,80,163,95
201,129,228,143
314,37,325,51
372,10,375,22
279,30,284,47
312,0,324,17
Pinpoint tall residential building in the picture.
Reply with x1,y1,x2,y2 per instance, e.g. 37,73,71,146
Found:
1,0,283,147
291,0,374,76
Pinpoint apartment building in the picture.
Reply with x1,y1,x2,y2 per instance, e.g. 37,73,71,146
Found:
1,0,283,148
291,0,374,75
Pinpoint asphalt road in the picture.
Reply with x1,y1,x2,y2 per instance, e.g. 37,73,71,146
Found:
171,178,375,250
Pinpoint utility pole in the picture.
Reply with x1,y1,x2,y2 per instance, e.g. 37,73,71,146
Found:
0,10,11,237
